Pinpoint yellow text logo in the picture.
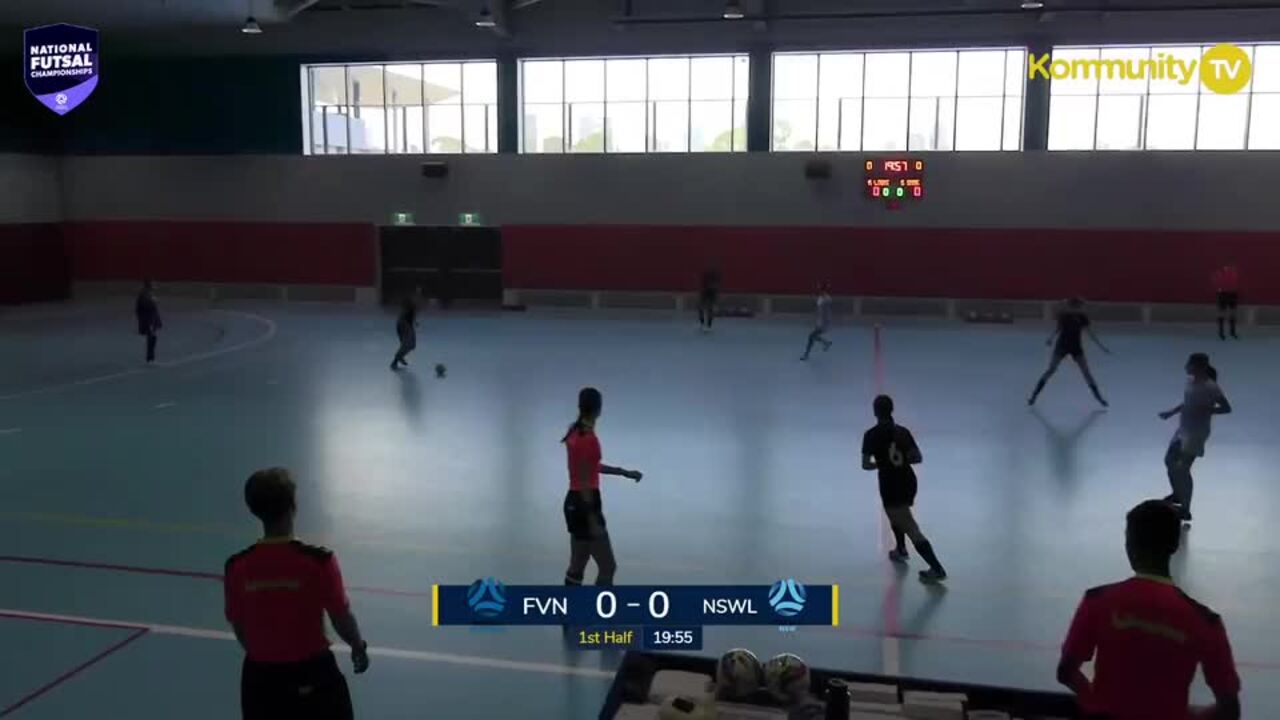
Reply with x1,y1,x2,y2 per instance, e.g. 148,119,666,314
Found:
1029,44,1252,95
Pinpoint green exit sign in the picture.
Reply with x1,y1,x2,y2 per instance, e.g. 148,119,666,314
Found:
392,212,415,226
458,212,483,226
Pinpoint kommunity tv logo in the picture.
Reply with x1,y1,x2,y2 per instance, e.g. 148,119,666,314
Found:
1028,44,1253,95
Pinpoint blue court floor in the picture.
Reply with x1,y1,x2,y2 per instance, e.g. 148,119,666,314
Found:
2,300,1279,718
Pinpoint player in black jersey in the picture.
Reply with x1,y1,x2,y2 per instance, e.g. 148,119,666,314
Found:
861,395,947,584
1028,297,1111,407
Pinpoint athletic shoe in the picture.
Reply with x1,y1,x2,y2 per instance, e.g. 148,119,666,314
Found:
888,549,909,564
918,569,947,584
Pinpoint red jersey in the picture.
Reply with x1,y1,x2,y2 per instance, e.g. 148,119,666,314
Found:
1062,576,1239,720
1212,266,1240,292
565,428,602,491
224,538,351,663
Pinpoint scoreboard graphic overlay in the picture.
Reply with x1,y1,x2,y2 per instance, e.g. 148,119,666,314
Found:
433,579,838,651
865,158,925,205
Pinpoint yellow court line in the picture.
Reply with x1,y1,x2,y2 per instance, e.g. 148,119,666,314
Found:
832,584,840,627
432,585,440,626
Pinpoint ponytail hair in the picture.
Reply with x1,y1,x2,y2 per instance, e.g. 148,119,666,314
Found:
561,387,603,443
1188,353,1217,381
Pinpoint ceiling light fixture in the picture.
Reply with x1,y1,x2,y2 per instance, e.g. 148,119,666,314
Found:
476,5,497,27
240,16,263,33
723,1,745,19
1021,1,1045,9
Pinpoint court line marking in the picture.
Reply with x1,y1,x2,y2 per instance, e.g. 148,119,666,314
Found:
0,428,21,435
0,555,433,599
0,609,615,680
0,310,277,402
0,621,149,717
153,402,177,410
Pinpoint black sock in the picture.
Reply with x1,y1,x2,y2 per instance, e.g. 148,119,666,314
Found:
1230,316,1238,337
1089,383,1107,404
1030,378,1046,400
892,528,907,555
1218,317,1226,338
564,572,583,586
913,539,945,574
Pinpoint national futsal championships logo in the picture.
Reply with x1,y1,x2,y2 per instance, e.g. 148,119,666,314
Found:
1028,44,1252,95
23,23,100,115
768,578,807,618
467,577,507,618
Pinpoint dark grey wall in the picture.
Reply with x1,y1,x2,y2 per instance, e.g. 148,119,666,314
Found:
0,154,61,223
58,152,1280,231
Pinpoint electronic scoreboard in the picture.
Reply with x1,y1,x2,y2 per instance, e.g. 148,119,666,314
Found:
865,158,925,206
433,579,838,652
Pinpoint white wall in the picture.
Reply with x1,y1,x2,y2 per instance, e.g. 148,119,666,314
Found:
58,151,1280,231
0,154,61,223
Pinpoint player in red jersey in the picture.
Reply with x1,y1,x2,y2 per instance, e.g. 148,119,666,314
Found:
1212,264,1240,340
1058,500,1240,720
225,468,369,720
562,387,642,588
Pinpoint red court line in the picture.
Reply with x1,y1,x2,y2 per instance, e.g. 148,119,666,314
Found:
0,555,432,599
0,624,149,717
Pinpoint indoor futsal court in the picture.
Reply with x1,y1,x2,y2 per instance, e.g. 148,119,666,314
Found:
2,302,1280,717
5,0,1280,718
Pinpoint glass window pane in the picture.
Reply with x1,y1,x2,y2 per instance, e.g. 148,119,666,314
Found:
734,56,750,101
910,51,957,98
774,54,818,100
463,62,497,105
388,106,425,154
310,108,324,154
864,53,910,97
311,66,347,105
348,65,384,107
732,99,748,151
908,97,954,150
1002,96,1023,150
1248,94,1280,148
568,102,605,151
954,97,1002,150
606,102,646,152
1145,94,1197,149
1048,95,1097,149
818,54,863,101
385,64,423,106
957,50,1005,96
817,98,840,151
488,105,498,153
691,57,734,100
1202,43,1254,94
1051,48,1100,96
565,60,604,102
1098,47,1151,95
1005,49,1026,96
1148,47,1201,94
1095,95,1143,150
863,98,908,150
607,59,646,102
773,99,816,151
427,105,462,153
318,108,348,154
691,100,732,151
464,104,491,152
522,60,562,103
523,103,563,153
424,63,462,105
1253,45,1280,92
652,101,689,151
648,58,689,101
839,98,862,151
1196,94,1248,149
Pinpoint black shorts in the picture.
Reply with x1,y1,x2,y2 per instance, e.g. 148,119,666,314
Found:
564,490,606,540
699,290,718,307
1217,291,1239,311
1053,343,1084,361
241,651,353,720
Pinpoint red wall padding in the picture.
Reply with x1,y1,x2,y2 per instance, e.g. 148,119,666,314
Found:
0,224,69,304
504,225,1280,304
65,221,377,286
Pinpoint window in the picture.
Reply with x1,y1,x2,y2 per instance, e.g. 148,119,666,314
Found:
519,54,749,153
302,61,497,155
1047,43,1280,150
771,48,1025,152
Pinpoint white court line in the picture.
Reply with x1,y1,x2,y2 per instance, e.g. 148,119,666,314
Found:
153,402,177,410
0,608,615,679
0,428,21,436
881,637,901,677
0,311,277,402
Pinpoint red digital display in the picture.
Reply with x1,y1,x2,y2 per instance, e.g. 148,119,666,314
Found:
865,158,926,206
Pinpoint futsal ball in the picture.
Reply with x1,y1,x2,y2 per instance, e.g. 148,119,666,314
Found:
658,695,717,720
763,653,811,704
715,648,763,700
435,363,447,378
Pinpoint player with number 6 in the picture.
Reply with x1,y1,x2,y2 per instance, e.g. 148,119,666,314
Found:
861,395,948,584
